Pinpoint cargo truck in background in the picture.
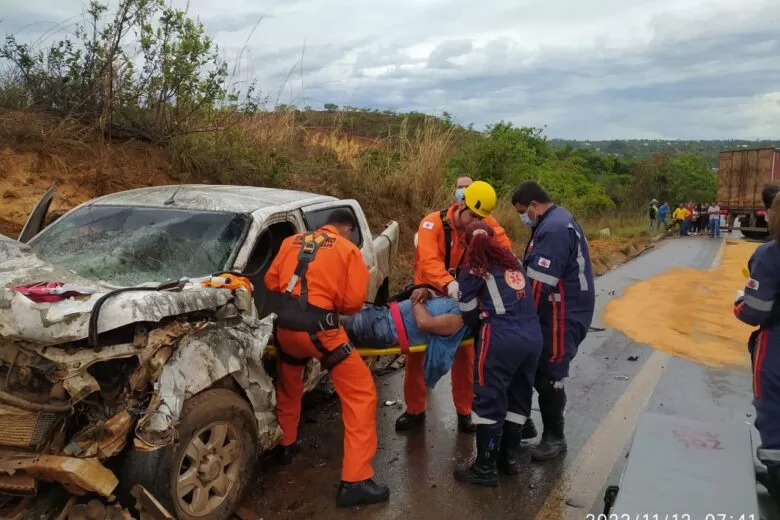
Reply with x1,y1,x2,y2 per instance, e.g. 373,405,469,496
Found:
718,147,780,240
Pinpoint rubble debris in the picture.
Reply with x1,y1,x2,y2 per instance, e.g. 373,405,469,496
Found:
0,456,118,497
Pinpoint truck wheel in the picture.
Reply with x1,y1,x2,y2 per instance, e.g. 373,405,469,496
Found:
118,389,257,520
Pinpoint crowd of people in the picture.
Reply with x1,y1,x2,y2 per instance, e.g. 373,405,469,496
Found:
264,177,595,507
648,199,723,237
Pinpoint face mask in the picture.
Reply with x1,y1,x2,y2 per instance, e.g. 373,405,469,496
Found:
455,188,465,201
520,212,534,227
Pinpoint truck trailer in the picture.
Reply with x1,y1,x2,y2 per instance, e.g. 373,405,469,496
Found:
718,147,780,240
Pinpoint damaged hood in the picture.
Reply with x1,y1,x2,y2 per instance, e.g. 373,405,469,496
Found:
0,235,233,345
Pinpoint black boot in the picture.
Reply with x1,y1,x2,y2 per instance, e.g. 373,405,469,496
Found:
276,439,302,465
336,479,390,507
458,413,477,434
395,411,425,432
522,417,538,440
532,383,567,462
498,421,524,475
454,425,500,486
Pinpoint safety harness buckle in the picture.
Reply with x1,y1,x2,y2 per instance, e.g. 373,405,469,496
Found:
320,343,354,371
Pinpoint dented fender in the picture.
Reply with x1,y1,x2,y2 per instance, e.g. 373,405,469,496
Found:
137,314,283,452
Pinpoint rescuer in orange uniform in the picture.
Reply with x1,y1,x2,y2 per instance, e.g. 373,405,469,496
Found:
264,209,389,507
395,181,514,433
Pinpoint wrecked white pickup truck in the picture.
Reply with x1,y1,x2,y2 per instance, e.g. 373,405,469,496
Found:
0,185,399,519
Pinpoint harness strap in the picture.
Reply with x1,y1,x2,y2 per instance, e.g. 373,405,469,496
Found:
440,209,452,270
388,301,411,354
284,231,331,310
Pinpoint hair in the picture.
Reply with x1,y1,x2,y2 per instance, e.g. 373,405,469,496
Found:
511,180,551,206
762,184,780,210
326,208,357,228
461,221,519,278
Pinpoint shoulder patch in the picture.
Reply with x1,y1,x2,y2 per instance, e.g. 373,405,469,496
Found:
505,270,526,291
421,221,435,230
538,257,551,269
747,278,760,291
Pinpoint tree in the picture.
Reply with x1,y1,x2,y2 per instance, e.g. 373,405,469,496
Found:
324,103,339,112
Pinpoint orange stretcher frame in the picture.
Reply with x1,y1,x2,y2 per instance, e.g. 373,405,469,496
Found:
264,338,475,358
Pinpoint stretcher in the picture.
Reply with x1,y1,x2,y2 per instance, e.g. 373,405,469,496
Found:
264,338,475,358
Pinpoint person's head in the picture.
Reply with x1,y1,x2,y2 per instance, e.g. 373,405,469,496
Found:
454,180,498,230
462,221,519,278
454,176,473,202
326,208,357,239
762,184,780,210
511,181,552,226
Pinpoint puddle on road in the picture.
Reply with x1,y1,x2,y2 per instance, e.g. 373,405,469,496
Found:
603,239,760,369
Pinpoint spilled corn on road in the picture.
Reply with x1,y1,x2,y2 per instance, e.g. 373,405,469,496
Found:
241,235,767,520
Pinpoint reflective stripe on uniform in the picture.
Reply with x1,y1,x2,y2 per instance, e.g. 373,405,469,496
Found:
548,293,561,302
459,298,478,312
505,411,527,425
744,293,774,312
758,448,780,462
527,267,559,287
485,274,506,315
471,411,498,425
568,223,589,292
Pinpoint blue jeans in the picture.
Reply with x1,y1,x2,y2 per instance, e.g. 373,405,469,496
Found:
344,307,396,348
709,219,720,237
681,220,690,235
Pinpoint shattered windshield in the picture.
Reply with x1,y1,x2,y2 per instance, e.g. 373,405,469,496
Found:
29,205,249,287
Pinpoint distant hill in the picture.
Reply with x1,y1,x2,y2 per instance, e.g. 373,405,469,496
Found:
549,139,780,169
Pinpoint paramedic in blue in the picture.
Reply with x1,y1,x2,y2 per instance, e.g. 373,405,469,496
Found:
453,221,543,486
512,180,596,461
734,183,780,507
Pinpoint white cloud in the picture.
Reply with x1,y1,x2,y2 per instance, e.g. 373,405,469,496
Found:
2,0,780,138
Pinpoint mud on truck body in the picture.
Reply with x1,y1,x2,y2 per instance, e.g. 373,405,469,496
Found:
0,185,399,519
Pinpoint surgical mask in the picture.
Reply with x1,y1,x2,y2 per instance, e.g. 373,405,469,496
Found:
455,188,465,201
520,212,534,227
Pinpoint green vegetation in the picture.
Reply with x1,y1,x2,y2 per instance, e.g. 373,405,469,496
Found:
550,139,780,169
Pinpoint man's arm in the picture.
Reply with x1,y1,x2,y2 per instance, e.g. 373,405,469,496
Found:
415,215,453,292
338,243,370,315
735,248,780,327
412,302,464,336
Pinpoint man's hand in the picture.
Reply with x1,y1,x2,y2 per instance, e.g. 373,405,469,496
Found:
411,288,431,304
447,281,459,300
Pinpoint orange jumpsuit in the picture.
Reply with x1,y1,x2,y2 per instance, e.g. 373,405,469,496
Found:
407,206,513,415
264,225,375,482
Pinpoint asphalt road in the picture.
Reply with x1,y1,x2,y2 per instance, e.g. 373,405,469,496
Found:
241,235,765,520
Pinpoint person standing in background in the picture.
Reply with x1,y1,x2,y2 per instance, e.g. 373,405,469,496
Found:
648,199,659,232
708,202,721,238
658,201,670,231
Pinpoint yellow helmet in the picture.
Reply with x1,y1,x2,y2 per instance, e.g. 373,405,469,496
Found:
462,180,497,218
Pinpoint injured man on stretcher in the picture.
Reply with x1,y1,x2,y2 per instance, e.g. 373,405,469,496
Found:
342,288,472,388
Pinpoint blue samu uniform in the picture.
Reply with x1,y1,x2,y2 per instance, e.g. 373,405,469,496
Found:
734,241,780,472
458,265,543,434
522,205,595,379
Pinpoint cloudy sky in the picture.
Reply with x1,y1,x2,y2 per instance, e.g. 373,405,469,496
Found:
3,0,780,139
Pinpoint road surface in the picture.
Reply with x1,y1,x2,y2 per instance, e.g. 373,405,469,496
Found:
241,235,767,520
